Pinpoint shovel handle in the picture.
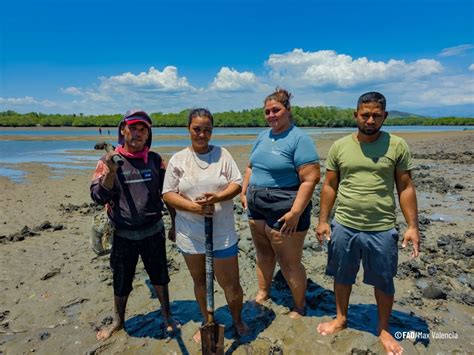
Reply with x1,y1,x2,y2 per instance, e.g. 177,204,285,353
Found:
94,142,124,166
110,154,124,166
201,216,225,354
205,216,214,314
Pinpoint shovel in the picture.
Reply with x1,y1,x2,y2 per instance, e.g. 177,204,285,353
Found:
94,141,124,166
200,216,225,355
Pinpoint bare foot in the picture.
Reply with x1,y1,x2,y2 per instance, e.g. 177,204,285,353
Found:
289,311,303,319
289,306,306,319
163,316,181,334
193,328,201,344
379,329,403,355
317,318,347,336
233,320,250,338
254,290,270,304
96,322,123,341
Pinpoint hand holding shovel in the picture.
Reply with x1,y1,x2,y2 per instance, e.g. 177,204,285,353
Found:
94,142,124,166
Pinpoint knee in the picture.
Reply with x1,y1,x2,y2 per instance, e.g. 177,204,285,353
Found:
255,246,275,261
278,257,303,274
223,281,243,299
257,253,275,264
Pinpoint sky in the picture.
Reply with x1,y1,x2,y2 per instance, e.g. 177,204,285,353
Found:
1,0,473,117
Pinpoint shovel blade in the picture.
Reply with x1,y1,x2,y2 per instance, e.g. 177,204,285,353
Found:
200,322,225,355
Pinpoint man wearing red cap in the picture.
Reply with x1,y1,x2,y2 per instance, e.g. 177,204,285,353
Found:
91,109,179,340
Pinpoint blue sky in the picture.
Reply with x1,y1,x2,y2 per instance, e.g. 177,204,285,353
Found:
1,0,473,116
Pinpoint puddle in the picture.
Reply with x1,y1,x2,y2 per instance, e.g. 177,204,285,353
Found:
0,167,26,183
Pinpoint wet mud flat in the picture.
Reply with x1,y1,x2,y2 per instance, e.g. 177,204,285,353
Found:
0,130,473,354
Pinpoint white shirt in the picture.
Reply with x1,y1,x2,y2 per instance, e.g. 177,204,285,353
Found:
162,146,242,254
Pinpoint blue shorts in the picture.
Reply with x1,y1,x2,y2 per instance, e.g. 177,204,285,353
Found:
325,220,399,295
179,243,238,259
246,185,312,232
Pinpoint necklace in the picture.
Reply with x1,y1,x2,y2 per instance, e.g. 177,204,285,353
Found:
190,145,213,170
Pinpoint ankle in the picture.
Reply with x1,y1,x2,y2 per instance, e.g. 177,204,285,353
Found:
292,305,307,316
111,320,124,328
255,290,270,301
335,315,347,324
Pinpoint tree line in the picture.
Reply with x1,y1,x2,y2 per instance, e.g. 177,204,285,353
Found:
0,108,473,127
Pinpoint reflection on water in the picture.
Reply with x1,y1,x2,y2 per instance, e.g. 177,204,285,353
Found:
0,167,26,183
0,126,469,182
0,138,252,182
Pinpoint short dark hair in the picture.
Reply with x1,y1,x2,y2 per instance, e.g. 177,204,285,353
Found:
357,92,386,110
188,108,214,127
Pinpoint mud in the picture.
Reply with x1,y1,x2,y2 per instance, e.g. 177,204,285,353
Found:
0,130,472,354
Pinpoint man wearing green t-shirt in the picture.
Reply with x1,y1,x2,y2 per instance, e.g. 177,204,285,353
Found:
316,92,420,355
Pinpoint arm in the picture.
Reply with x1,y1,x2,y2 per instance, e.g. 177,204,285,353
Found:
240,163,252,209
164,182,241,215
197,182,241,205
395,169,420,258
90,153,120,205
162,192,214,216
315,169,339,243
279,163,320,234
195,150,242,205
100,151,122,189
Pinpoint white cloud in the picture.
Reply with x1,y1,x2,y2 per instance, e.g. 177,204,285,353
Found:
56,66,196,112
395,75,474,107
62,87,110,103
0,96,56,108
266,49,443,88
99,66,194,93
439,44,474,57
61,87,83,96
3,50,473,116
210,67,259,91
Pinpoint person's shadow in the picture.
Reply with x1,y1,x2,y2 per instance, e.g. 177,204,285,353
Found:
124,280,276,354
270,270,430,346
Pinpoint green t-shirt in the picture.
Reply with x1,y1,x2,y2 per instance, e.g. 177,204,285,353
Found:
326,131,414,231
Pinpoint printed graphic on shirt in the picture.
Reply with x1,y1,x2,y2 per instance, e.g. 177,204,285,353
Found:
271,145,281,155
121,168,153,184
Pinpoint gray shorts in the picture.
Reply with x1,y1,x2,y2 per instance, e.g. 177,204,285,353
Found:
325,220,399,295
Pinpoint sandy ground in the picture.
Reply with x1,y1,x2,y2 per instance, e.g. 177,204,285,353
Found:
0,130,473,354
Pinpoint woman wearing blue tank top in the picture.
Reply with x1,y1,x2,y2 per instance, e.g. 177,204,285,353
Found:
241,88,320,318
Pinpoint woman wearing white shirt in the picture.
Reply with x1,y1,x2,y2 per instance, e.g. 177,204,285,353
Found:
163,108,249,342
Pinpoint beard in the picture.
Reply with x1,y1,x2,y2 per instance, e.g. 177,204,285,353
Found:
358,125,381,136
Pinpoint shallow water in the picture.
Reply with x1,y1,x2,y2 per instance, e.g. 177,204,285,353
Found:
0,126,469,181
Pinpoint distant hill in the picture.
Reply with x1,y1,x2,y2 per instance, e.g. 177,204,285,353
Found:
388,110,422,118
